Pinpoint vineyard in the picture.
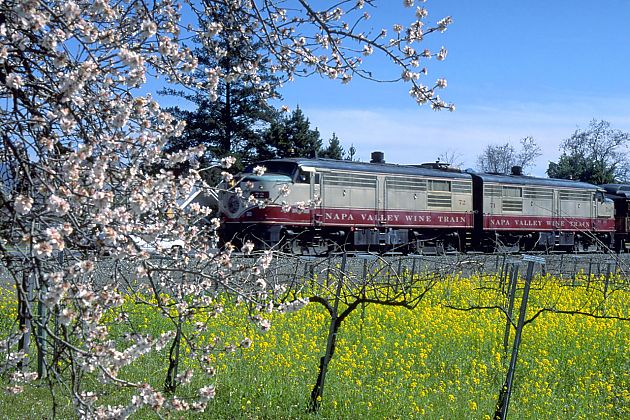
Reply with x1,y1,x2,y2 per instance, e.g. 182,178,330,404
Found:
0,253,628,418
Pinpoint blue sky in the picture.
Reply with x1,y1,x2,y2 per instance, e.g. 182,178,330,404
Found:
274,1,630,176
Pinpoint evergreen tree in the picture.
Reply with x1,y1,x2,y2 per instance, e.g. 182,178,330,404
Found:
345,144,357,161
320,133,344,160
264,107,322,158
161,6,280,172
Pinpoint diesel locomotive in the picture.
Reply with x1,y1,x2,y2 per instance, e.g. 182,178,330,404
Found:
218,153,617,254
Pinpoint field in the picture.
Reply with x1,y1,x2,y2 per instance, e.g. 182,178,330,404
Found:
0,271,628,419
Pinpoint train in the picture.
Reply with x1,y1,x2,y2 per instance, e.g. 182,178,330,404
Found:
217,152,628,254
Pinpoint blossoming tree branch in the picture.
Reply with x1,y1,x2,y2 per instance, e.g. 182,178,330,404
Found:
0,0,451,416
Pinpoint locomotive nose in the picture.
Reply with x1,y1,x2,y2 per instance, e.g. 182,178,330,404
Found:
226,194,241,216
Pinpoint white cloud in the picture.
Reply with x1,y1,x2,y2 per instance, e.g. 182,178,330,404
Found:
305,97,630,177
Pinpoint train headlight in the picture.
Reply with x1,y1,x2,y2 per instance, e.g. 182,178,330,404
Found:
227,195,241,215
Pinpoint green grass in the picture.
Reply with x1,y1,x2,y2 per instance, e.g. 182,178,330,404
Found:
0,278,628,419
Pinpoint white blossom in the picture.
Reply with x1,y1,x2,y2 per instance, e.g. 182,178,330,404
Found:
140,19,158,38
14,195,33,215
220,156,237,169
5,73,23,89
259,318,271,332
437,47,448,61
199,385,216,401
205,22,223,37
47,195,70,216
416,7,429,19
241,241,254,255
278,184,291,197
252,165,266,176
0,0,453,415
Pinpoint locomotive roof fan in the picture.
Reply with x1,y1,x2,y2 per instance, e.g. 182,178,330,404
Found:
370,151,385,164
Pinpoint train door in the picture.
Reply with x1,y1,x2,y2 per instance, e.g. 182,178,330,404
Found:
552,189,560,228
311,170,324,226
376,175,384,227
594,191,614,228
347,173,378,227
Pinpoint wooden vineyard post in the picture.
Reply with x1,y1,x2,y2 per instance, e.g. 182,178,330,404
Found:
502,260,520,357
494,255,545,420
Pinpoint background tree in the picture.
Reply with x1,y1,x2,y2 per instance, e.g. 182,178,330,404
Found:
320,133,345,160
437,149,465,168
0,0,454,416
263,107,323,158
346,144,358,161
547,120,630,184
161,18,280,171
477,137,541,174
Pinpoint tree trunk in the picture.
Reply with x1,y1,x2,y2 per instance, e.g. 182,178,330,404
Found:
164,322,182,392
223,81,232,156
17,269,33,370
308,317,340,412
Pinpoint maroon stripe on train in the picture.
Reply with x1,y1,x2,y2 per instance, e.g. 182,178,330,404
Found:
224,206,615,232
483,215,615,232
224,206,474,228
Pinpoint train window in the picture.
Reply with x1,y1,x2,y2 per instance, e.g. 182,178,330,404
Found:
243,161,297,178
451,181,472,194
326,173,377,188
386,177,427,191
523,187,553,200
559,190,592,201
502,186,522,198
595,192,605,202
314,173,320,184
484,185,502,197
297,170,311,184
428,180,451,192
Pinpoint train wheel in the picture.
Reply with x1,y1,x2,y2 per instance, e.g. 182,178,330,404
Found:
316,241,336,256
281,237,303,255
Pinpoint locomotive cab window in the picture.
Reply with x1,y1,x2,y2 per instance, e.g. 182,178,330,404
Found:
297,169,311,184
595,191,605,203
243,161,297,178
428,180,451,192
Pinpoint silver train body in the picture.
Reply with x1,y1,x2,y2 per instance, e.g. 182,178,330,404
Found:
218,157,615,253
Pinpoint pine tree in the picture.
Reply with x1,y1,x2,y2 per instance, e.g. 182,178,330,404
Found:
264,107,322,158
320,133,344,160
161,7,280,172
346,144,357,161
